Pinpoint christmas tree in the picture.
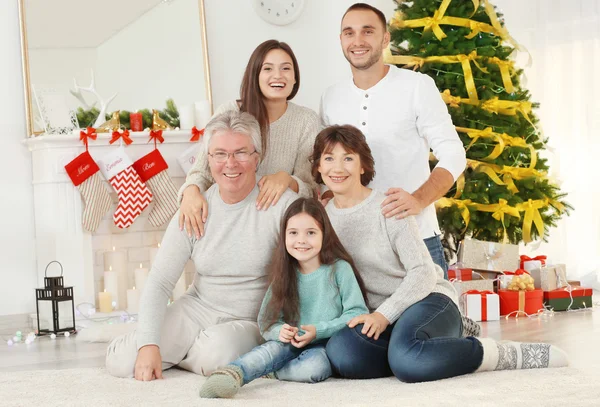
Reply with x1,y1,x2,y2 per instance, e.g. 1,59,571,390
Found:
386,0,571,245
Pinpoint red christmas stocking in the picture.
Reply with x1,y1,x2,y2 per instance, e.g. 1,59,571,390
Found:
99,147,153,228
64,151,112,232
133,149,178,227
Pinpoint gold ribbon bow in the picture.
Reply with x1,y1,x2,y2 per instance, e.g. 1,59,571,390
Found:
487,57,515,93
516,199,546,243
456,126,504,161
481,98,536,129
475,199,521,241
436,197,472,228
498,132,537,169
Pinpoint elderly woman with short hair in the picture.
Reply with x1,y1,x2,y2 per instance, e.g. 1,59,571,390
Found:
106,110,298,381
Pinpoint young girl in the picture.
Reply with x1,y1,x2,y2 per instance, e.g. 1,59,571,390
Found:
311,125,568,383
199,197,369,398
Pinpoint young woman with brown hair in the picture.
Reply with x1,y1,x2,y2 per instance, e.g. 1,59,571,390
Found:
178,40,319,239
199,197,368,398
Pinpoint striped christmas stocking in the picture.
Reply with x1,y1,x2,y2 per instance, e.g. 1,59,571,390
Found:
99,147,153,229
64,151,112,232
132,149,178,227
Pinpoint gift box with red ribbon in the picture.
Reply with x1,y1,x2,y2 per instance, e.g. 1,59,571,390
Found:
498,289,544,317
448,268,473,281
520,255,547,270
463,290,500,322
544,286,593,311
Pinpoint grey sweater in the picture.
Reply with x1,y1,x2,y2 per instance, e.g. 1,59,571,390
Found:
178,100,319,200
325,190,458,324
137,183,298,349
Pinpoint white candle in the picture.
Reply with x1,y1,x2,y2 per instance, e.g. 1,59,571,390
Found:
134,263,149,296
103,268,119,309
172,273,187,301
103,248,128,309
194,100,211,129
179,104,195,129
127,286,140,314
98,289,112,313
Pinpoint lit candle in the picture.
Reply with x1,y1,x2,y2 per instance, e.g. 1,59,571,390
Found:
172,273,187,301
98,289,112,313
134,263,149,296
104,247,128,309
130,111,143,132
104,267,120,309
126,286,140,314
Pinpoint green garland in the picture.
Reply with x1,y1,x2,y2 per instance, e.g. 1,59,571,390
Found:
388,0,572,244
75,98,180,130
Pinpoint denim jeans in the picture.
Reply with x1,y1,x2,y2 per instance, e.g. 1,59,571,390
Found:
326,293,484,383
424,235,448,280
230,339,332,385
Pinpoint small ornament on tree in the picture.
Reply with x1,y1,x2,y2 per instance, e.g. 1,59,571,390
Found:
131,128,179,227
98,115,153,229
64,127,112,232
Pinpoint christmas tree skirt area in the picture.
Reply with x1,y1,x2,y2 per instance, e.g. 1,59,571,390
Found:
0,365,599,406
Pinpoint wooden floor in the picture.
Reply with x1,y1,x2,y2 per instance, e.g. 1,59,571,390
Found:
1,306,599,373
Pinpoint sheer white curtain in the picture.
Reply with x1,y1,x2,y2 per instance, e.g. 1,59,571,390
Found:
494,0,600,287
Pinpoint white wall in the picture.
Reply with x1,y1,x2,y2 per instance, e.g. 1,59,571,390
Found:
0,0,37,316
205,0,396,112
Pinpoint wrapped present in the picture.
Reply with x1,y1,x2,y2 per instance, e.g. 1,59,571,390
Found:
528,264,568,291
457,239,520,273
544,286,593,311
448,268,473,281
499,269,534,290
453,278,495,311
498,289,544,317
519,255,547,269
463,290,500,322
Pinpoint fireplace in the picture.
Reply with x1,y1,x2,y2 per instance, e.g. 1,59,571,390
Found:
25,131,198,312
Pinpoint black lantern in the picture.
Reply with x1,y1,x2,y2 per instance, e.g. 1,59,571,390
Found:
35,261,77,336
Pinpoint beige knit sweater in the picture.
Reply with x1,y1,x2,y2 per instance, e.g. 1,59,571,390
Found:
177,100,320,200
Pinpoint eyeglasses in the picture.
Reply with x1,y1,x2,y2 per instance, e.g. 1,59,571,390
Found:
208,150,257,163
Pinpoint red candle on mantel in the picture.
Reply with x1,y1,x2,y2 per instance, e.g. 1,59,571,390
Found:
130,112,143,132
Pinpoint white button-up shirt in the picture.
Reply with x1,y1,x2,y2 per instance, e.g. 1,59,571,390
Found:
320,65,466,239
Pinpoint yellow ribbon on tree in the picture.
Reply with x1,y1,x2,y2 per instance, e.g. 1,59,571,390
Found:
475,199,521,241
516,199,547,243
456,126,504,160
487,57,515,93
436,197,473,228
481,97,536,129
482,0,521,49
499,132,538,169
441,89,479,107
453,173,466,198
548,198,566,214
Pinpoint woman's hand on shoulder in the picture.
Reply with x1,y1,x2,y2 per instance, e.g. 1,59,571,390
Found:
256,171,296,210
134,345,163,381
179,185,208,238
348,312,390,340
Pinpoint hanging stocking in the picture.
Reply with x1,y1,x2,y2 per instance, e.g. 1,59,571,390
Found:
133,146,178,227
98,133,153,228
64,127,112,232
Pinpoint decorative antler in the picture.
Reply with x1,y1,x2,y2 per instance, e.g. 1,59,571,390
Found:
71,70,118,128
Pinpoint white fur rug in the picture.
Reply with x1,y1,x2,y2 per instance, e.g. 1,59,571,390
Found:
1,366,598,407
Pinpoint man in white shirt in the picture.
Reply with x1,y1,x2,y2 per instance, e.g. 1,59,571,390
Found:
320,3,466,277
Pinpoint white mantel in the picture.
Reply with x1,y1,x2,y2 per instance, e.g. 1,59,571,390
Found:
23,130,197,308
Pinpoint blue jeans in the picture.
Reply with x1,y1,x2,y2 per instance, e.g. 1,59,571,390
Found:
326,293,484,383
230,339,332,385
424,235,448,280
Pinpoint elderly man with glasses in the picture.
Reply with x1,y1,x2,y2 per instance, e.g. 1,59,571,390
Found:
106,110,298,381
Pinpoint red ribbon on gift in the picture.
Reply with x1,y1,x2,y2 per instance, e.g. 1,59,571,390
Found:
520,255,547,269
503,269,530,276
110,129,133,145
149,130,164,149
464,290,495,322
79,127,97,151
191,126,204,142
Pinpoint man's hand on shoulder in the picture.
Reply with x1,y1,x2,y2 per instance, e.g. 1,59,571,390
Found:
381,187,425,219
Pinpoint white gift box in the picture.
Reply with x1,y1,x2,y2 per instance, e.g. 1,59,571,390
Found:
464,292,500,322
